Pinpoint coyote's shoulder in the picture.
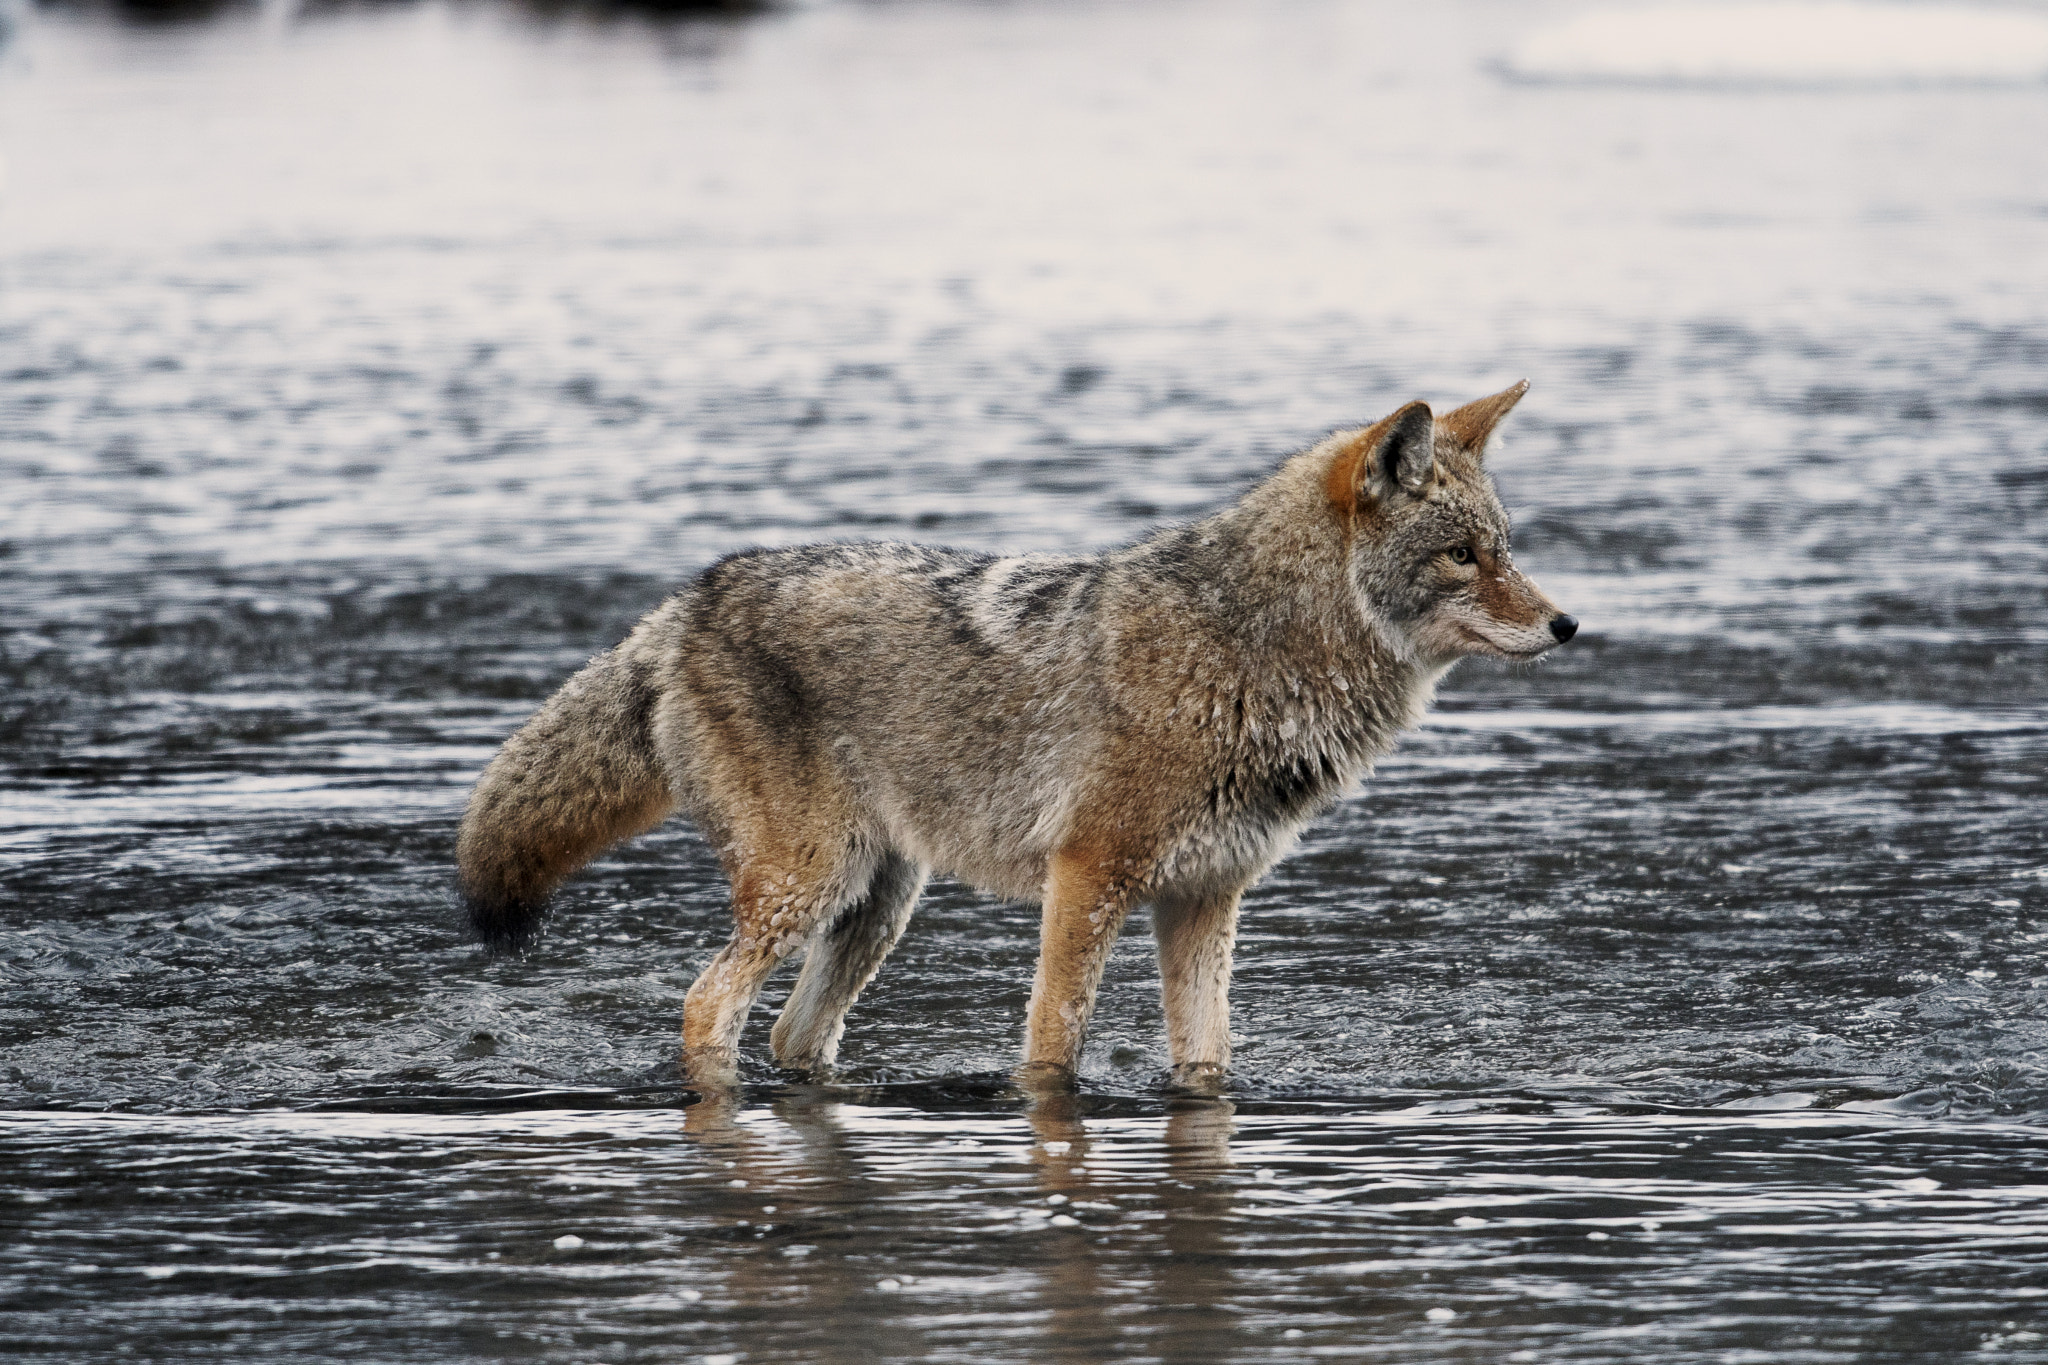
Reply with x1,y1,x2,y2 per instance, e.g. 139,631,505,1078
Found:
456,382,1575,1087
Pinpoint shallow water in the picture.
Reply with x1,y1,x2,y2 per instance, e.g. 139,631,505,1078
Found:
2,0,2047,1360
9,1102,2048,1363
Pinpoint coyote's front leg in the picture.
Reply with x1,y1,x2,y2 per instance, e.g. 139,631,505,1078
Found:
1019,844,1145,1088
1152,889,1241,1090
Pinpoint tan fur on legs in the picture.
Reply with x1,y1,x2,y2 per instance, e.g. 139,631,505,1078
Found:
1153,889,1241,1088
682,840,870,1084
1019,844,1145,1086
682,932,786,1086
770,854,925,1070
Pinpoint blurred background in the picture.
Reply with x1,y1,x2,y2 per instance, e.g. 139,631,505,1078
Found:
2,0,2046,1360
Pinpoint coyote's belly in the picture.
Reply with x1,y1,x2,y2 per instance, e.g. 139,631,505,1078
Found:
854,721,1372,909
837,734,1078,903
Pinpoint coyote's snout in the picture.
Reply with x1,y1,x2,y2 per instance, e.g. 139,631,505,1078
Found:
457,382,1574,1087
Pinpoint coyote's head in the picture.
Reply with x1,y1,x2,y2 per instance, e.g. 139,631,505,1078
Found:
1326,381,1575,665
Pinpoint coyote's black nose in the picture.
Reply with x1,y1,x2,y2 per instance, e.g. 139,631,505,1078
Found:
1549,614,1578,643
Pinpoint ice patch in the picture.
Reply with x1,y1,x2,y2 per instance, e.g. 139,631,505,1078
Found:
1501,4,2048,87
1717,1092,1817,1111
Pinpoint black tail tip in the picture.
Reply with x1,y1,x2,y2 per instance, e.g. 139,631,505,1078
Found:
463,888,549,953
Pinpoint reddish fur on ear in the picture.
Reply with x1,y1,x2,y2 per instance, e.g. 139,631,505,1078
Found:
1438,379,1530,454
1324,420,1384,513
1325,401,1433,514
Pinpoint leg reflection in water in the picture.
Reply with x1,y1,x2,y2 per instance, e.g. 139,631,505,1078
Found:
1156,1097,1242,1358
680,1085,936,1360
1024,1090,1114,1360
1026,1090,1242,1361
670,1085,1246,1361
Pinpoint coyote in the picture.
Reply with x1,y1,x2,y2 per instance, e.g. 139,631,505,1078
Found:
457,382,1574,1087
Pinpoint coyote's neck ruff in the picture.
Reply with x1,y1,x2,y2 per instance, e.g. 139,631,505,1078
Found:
457,382,1575,1087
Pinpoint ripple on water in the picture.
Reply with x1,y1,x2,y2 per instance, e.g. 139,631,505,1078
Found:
4,1103,2048,1362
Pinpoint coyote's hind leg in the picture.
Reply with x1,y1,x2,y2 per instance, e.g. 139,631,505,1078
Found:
770,852,926,1071
1152,888,1241,1089
683,843,871,1086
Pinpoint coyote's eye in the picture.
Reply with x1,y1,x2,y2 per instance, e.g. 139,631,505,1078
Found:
1448,546,1474,565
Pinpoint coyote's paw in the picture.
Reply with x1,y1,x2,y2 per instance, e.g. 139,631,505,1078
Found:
682,1044,741,1091
1012,1060,1080,1095
1168,1061,1230,1097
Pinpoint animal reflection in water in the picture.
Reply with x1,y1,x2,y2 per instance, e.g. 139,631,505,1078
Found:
681,1092,1240,1344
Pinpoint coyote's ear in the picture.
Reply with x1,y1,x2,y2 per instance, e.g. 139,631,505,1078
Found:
1373,400,1437,496
1438,379,1529,458
1329,401,1436,511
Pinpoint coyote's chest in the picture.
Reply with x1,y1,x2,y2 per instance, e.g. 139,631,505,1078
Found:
1152,720,1379,893
1150,653,1438,895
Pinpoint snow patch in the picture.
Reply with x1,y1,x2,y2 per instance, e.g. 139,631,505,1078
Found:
1502,4,2048,87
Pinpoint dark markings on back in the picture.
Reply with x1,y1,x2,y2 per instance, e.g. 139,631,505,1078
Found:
620,654,660,733
689,554,816,740
923,553,1002,658
1070,565,1107,616
1006,560,1092,621
925,553,999,596
733,633,813,736
1138,527,1216,589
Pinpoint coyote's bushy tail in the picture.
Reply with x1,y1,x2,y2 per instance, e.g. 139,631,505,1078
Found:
456,646,675,949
